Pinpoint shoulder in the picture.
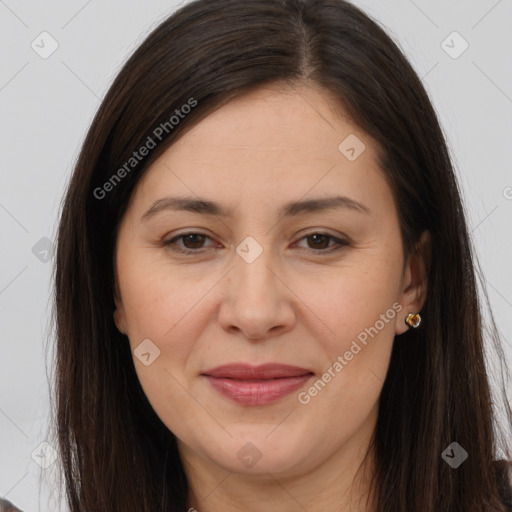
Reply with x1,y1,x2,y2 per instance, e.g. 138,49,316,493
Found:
0,498,23,512
495,459,512,510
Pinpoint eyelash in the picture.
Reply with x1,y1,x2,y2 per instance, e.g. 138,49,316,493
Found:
162,231,349,255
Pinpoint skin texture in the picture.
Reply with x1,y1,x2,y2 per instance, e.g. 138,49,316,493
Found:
113,82,430,512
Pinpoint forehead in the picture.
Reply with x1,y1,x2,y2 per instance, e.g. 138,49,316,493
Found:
172,82,363,161
127,83,395,221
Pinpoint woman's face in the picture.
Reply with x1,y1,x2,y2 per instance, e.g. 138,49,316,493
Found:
114,82,427,480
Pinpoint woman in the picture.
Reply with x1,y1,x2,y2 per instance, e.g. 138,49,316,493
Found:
51,0,512,510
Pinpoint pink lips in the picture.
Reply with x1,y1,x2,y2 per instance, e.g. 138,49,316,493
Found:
201,363,314,406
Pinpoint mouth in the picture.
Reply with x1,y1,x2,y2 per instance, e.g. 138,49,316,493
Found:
201,363,315,406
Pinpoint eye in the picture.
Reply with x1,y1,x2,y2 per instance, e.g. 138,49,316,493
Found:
163,232,215,254
293,232,349,253
163,231,349,255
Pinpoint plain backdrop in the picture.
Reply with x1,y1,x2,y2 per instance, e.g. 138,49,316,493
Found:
1,0,511,510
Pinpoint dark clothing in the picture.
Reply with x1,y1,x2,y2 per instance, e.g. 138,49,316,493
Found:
0,498,23,512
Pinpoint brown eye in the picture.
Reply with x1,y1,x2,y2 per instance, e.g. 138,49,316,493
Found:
163,231,349,256
181,233,207,249
163,232,215,254
295,232,349,253
306,234,331,249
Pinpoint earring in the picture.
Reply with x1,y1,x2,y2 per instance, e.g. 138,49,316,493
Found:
405,313,421,328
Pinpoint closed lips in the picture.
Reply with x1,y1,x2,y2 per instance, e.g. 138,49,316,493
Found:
202,363,314,380
202,363,315,406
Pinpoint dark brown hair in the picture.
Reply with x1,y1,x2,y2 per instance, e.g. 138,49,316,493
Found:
51,0,512,510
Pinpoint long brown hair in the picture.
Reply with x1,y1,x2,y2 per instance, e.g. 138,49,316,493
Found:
51,0,512,510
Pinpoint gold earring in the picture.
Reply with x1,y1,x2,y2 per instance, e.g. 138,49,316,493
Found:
405,313,421,328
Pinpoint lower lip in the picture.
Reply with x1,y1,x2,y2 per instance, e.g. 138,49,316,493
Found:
203,374,314,405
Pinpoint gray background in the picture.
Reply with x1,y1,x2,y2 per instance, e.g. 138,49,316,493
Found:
1,0,511,510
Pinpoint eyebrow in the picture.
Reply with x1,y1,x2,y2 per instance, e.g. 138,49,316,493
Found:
141,194,373,222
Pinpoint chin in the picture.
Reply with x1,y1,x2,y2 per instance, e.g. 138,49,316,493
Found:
205,431,316,477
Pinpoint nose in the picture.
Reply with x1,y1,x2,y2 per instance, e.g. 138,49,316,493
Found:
217,247,296,341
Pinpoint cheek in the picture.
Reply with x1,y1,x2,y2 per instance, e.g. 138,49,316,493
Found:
118,261,220,381
300,260,401,345
119,257,198,337
119,266,211,433
294,259,401,410
294,272,398,431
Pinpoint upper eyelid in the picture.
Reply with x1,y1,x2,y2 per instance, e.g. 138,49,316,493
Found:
165,231,216,245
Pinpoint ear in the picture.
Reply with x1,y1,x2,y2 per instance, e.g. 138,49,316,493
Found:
395,230,431,335
113,277,128,336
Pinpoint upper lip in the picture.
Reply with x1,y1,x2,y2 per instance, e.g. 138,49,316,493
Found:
202,363,314,380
